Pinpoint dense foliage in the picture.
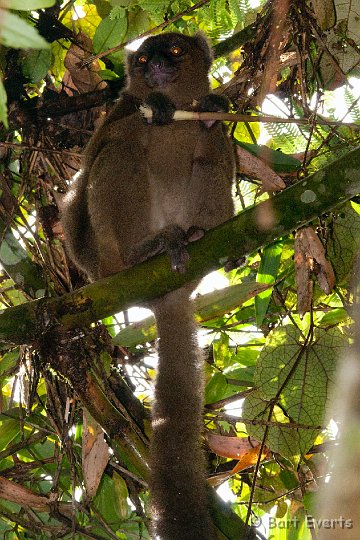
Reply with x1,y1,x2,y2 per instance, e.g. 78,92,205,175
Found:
0,0,359,538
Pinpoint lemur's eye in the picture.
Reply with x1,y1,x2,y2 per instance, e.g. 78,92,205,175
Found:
138,55,148,64
170,46,183,56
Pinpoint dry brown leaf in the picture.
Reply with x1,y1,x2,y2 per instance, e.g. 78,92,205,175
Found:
206,433,269,485
295,227,336,315
236,145,286,192
206,432,264,459
230,445,268,475
64,33,106,95
299,227,336,293
314,260,336,294
82,410,109,498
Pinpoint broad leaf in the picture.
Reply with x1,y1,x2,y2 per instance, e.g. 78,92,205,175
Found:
327,202,360,285
0,9,49,49
93,15,127,58
255,240,283,326
243,325,348,458
22,49,52,83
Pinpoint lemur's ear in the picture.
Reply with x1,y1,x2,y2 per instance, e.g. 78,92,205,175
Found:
193,31,213,71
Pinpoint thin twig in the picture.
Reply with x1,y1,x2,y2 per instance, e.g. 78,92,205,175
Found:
0,142,82,157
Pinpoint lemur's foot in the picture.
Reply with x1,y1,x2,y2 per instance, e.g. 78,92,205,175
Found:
127,225,206,273
186,225,205,243
196,94,230,128
128,225,204,273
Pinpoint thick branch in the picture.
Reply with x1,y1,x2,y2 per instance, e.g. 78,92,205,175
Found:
0,146,359,345
212,24,257,58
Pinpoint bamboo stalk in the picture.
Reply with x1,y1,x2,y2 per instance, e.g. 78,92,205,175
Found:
139,105,360,129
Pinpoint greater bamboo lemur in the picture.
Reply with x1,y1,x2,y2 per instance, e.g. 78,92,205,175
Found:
62,32,235,539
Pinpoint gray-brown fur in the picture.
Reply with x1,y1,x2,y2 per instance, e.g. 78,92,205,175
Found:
62,32,235,539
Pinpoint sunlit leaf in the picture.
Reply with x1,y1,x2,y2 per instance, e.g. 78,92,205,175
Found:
205,372,229,404
0,415,20,450
243,325,348,458
255,240,283,326
0,349,19,378
206,431,265,460
0,77,8,128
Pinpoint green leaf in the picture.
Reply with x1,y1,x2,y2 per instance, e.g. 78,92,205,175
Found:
243,391,301,461
327,202,360,285
102,316,117,337
0,234,27,266
205,373,228,403
94,0,112,18
98,69,120,80
0,349,19,379
0,77,8,128
93,473,130,525
22,49,52,83
213,333,233,369
255,241,283,327
228,0,249,22
289,516,310,540
233,347,260,367
110,6,126,19
18,437,55,461
243,325,348,458
234,140,301,172
279,468,298,490
111,0,134,5
0,415,20,451
227,365,255,385
0,10,50,49
93,15,128,57
127,8,151,40
138,0,169,13
318,307,349,327
0,0,55,9
233,122,260,145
